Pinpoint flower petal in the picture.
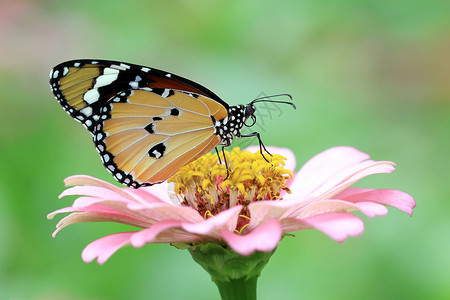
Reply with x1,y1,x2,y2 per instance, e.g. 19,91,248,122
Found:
82,232,135,264
47,207,75,220
281,212,364,242
63,175,136,199
290,158,395,204
295,199,388,219
336,188,416,216
56,195,154,227
181,205,242,237
246,200,295,230
220,218,282,256
51,210,150,237
290,147,370,197
131,220,201,247
127,202,204,223
60,185,131,201
125,181,174,204
62,178,169,205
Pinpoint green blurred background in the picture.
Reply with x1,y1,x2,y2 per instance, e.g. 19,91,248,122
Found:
1,0,449,299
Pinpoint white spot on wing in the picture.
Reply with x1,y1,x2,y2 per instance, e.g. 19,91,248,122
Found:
63,67,69,76
111,64,130,71
84,89,100,104
96,133,103,140
94,73,119,88
52,70,59,78
80,106,93,116
103,67,120,75
161,89,170,98
141,67,151,72
152,150,162,158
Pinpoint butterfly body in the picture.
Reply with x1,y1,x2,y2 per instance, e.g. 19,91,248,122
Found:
50,60,259,188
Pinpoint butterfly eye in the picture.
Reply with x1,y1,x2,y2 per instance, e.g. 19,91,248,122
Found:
244,114,257,127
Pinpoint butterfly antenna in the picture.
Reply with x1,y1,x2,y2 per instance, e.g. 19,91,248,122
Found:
251,93,296,109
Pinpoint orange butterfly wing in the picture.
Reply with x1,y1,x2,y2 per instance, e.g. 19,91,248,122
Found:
50,60,229,187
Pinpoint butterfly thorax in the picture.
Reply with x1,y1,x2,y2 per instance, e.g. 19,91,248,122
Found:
215,104,254,146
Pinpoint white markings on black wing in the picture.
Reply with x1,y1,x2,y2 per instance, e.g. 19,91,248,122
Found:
49,60,154,134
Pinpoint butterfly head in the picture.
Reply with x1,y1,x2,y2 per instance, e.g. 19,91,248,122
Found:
243,103,257,127
244,103,256,118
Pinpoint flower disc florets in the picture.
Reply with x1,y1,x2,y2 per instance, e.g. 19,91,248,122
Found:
169,148,293,232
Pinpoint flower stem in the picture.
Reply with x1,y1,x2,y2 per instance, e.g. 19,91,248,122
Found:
184,243,275,300
214,277,257,300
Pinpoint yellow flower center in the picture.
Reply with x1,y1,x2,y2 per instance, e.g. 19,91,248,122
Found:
168,148,293,232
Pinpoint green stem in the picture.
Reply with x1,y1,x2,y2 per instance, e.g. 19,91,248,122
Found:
214,277,258,300
181,243,276,300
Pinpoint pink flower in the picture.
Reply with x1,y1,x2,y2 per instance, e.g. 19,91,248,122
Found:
48,146,415,264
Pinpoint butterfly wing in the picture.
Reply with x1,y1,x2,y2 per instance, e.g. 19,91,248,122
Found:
50,60,228,187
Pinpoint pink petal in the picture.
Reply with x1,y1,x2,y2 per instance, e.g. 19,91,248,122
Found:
60,186,131,201
127,202,204,223
123,181,174,204
282,212,364,242
131,220,199,247
244,146,297,172
325,161,396,198
51,210,150,237
71,196,129,210
290,159,395,204
64,175,134,198
334,187,374,198
246,200,295,230
220,218,282,256
47,207,75,220
290,146,370,197
295,199,388,219
181,205,242,237
64,175,169,204
337,188,416,216
60,197,154,227
82,232,135,264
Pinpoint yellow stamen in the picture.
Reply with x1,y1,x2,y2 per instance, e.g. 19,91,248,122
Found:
204,211,213,219
169,147,292,226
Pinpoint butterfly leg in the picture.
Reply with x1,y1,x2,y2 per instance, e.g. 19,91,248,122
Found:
215,147,223,164
221,145,231,180
240,132,273,164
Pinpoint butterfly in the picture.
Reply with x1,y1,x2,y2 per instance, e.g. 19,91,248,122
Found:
49,59,295,188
